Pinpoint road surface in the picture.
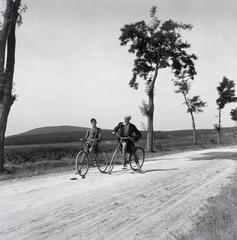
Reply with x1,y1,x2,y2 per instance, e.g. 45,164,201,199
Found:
1,146,237,240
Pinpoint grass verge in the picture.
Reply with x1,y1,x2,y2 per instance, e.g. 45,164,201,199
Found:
0,139,233,180
172,173,237,240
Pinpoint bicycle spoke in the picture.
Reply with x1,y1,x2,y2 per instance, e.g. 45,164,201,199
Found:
75,151,89,177
130,147,145,171
97,151,108,173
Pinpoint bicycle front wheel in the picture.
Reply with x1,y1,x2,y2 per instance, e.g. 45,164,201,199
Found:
75,151,89,177
129,147,145,171
96,151,109,173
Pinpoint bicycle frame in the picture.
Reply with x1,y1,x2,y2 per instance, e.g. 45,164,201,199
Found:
80,140,100,165
107,133,134,174
107,143,120,174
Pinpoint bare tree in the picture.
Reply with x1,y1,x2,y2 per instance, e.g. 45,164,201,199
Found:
119,6,196,151
0,0,25,172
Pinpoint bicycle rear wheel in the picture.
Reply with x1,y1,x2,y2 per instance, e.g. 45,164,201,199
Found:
96,151,109,173
75,151,89,177
129,146,145,171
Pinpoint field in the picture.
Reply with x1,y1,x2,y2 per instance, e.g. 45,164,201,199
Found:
6,125,237,146
3,126,236,177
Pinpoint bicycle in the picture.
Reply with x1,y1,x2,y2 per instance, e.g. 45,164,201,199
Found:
75,139,109,178
107,133,145,174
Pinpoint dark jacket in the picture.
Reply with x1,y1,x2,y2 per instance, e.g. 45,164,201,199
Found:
85,127,102,142
113,122,142,141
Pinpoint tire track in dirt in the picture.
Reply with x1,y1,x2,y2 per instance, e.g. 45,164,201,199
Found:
73,160,234,240
6,161,230,239
106,161,234,240
0,147,236,240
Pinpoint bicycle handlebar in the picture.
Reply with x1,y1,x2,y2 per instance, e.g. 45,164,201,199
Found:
79,139,87,143
79,139,93,144
112,132,134,142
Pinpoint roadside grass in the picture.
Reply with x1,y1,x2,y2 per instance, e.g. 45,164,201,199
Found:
0,158,75,180
172,174,237,240
1,134,235,180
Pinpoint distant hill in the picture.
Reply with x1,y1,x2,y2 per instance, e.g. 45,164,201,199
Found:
5,125,236,146
6,126,113,146
18,125,88,136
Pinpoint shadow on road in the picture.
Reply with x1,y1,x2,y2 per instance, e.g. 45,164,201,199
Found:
189,151,237,161
110,168,179,174
144,168,179,173
145,157,177,163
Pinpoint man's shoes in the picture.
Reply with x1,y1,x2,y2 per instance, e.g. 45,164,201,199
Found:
137,168,143,174
122,165,127,170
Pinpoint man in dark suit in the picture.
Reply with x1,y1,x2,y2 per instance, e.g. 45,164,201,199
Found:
113,115,142,172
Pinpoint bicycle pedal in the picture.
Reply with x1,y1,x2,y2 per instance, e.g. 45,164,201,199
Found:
70,177,78,180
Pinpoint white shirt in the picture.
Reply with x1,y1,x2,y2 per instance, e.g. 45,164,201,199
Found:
124,123,130,136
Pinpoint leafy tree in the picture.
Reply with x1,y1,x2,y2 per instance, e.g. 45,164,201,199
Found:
0,0,26,172
119,6,196,151
173,77,206,144
215,76,237,144
230,108,237,123
230,108,237,142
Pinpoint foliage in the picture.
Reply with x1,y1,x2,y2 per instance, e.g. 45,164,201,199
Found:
215,76,236,144
173,79,190,95
173,79,206,114
173,69,206,144
119,5,197,110
230,108,237,122
119,5,197,151
186,95,206,113
216,76,237,109
0,2,26,27
139,100,150,116
17,4,27,26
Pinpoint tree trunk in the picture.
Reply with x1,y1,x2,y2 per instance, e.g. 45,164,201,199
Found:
217,108,221,144
217,130,221,145
0,94,14,172
190,112,197,145
183,93,197,145
146,65,159,152
0,0,21,172
146,91,154,152
234,121,237,144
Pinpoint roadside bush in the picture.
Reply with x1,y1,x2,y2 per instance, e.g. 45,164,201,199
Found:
210,139,216,144
4,146,79,164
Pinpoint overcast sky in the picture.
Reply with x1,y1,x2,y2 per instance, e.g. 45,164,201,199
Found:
2,0,237,135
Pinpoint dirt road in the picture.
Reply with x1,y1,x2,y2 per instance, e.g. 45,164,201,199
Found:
1,146,237,240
